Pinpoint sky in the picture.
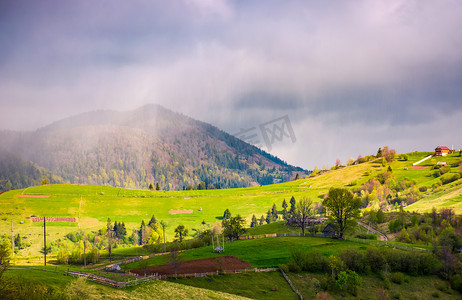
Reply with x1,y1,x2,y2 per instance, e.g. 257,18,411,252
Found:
1,0,462,170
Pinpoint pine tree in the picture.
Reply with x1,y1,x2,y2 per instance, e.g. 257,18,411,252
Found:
148,215,157,228
250,215,258,227
289,196,296,218
259,215,265,226
265,209,272,224
156,182,160,190
271,203,278,221
107,218,112,231
140,220,146,245
223,209,231,221
119,222,127,240
113,222,119,238
282,199,288,220
149,183,154,190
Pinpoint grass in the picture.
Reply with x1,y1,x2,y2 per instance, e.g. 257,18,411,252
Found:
1,151,461,257
124,237,368,270
3,268,251,299
246,221,302,235
288,272,462,299
169,271,298,300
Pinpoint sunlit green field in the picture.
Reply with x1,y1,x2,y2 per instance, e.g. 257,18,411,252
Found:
1,151,461,256
124,237,369,270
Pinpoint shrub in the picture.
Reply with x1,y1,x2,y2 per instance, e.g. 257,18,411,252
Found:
287,261,302,272
365,247,386,272
433,170,441,178
419,186,428,192
388,219,404,233
449,274,462,292
440,173,461,185
355,233,377,240
311,278,321,294
336,270,362,296
340,249,366,273
304,251,327,272
390,272,408,284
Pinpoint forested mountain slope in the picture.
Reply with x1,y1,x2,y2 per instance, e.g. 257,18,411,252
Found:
0,105,307,191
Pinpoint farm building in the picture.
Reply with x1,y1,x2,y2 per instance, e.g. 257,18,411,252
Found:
434,146,452,157
323,224,335,238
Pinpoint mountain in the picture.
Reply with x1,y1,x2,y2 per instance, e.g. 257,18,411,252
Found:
0,104,307,191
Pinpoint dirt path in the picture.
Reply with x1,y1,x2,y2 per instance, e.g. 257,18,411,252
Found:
357,221,388,241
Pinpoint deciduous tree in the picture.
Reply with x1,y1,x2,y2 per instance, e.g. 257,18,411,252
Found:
295,197,313,235
223,215,247,241
174,225,188,242
322,188,361,239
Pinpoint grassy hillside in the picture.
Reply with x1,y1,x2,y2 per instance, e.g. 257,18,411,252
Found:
1,150,461,257
3,268,250,300
124,237,367,270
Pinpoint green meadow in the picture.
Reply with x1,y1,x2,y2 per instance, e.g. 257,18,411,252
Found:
1,151,461,257
124,236,367,270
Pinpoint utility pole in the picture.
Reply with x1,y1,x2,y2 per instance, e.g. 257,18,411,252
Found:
83,235,87,268
160,221,166,252
11,220,14,257
44,217,47,266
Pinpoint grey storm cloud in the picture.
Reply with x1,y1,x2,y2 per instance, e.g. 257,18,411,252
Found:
1,0,462,169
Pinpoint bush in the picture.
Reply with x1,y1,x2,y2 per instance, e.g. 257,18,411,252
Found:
390,272,408,284
336,270,362,296
449,274,462,292
365,247,386,273
440,173,461,185
388,219,404,233
355,233,377,240
311,278,321,295
340,249,367,273
419,186,428,192
287,261,302,272
303,251,327,272
279,264,289,273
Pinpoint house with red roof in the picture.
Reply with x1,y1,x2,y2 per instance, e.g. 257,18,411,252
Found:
434,146,452,157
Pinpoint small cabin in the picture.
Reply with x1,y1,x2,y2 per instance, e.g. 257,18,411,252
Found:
106,264,121,271
434,146,452,157
323,224,336,238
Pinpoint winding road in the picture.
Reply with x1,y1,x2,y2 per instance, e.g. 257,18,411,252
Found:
357,221,388,241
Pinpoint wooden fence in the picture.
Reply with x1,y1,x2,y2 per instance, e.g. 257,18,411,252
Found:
128,267,279,280
280,268,303,300
67,270,156,288
344,237,430,252
240,232,329,240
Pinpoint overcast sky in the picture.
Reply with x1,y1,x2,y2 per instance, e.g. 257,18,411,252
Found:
1,0,462,170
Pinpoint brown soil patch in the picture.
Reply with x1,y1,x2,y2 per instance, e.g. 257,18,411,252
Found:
30,217,76,223
169,209,193,214
18,195,50,198
409,166,427,169
130,256,252,276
